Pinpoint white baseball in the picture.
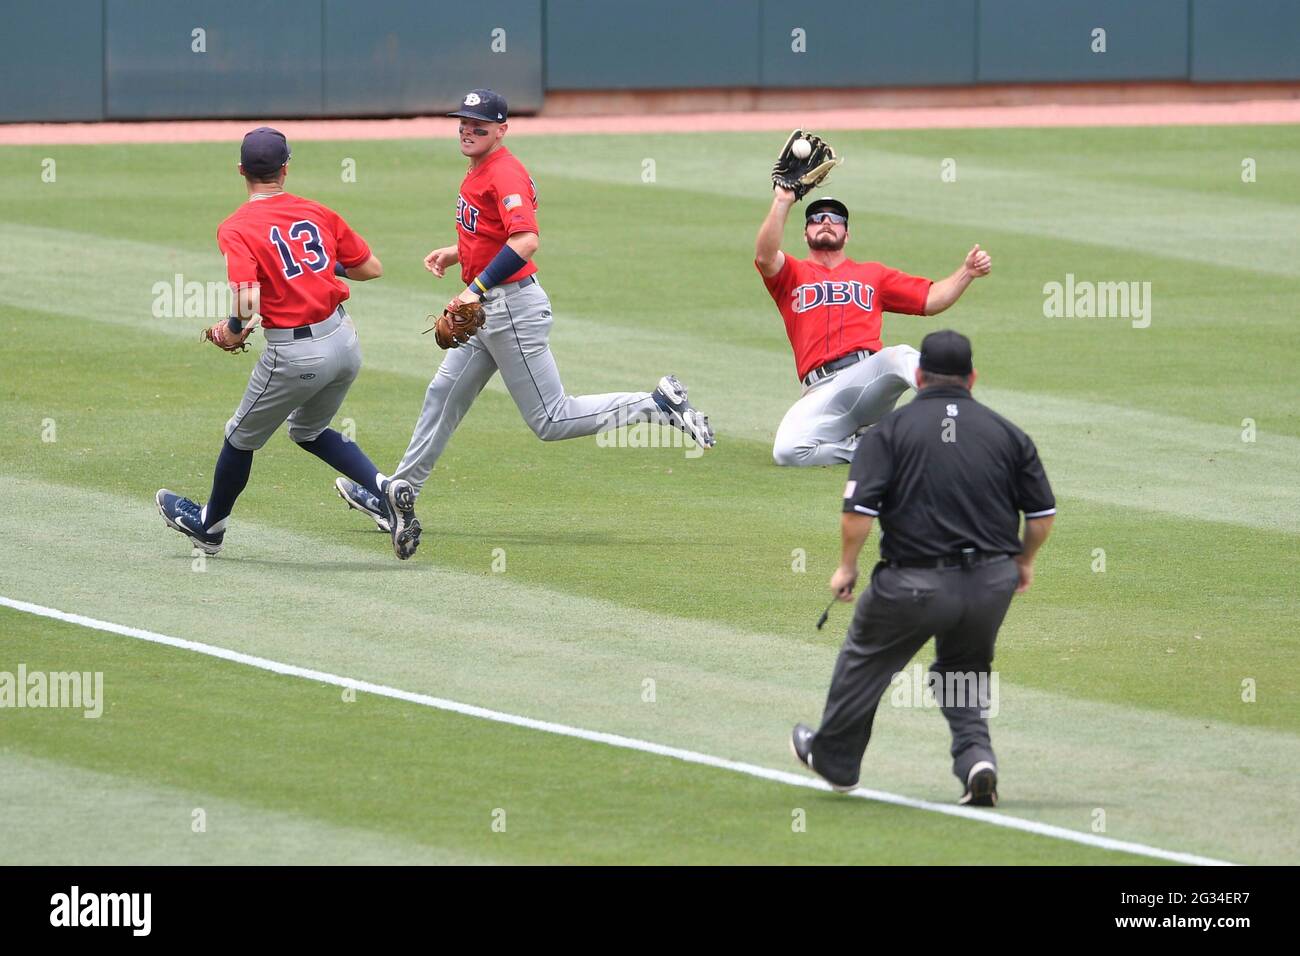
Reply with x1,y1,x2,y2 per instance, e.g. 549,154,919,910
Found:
791,138,812,159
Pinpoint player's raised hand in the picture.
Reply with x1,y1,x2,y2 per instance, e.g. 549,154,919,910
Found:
424,246,458,278
964,243,992,278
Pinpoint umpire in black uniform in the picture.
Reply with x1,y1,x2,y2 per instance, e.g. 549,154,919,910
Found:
791,330,1056,806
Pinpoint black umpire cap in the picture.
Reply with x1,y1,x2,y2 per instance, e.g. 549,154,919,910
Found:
240,127,291,176
448,89,508,123
806,196,849,222
920,329,974,376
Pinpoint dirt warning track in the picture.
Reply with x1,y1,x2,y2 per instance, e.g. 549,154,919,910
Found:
1,97,1297,146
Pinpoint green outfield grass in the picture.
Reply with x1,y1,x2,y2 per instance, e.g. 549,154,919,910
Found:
0,125,1296,864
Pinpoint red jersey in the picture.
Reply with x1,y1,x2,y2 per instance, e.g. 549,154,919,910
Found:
217,192,371,329
758,254,932,381
455,146,539,285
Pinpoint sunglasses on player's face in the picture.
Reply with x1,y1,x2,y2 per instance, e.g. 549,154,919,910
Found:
807,212,847,225
458,123,491,137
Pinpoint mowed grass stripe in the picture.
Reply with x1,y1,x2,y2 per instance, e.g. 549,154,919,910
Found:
4,128,1297,436
514,129,1300,278
0,751,492,865
3,252,1297,535
4,331,1295,734
0,606,1190,868
0,613,1149,868
2,128,1295,865
2,476,1294,864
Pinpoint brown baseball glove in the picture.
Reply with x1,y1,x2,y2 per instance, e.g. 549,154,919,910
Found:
429,300,486,349
201,319,255,353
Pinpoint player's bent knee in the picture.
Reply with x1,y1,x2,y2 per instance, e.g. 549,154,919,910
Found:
773,441,810,467
223,426,268,453
528,416,565,441
290,428,326,446
883,344,920,380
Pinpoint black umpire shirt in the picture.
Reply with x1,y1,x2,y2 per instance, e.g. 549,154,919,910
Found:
842,384,1056,562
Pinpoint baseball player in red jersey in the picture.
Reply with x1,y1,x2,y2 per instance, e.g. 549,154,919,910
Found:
755,188,991,466
335,89,714,529
156,127,422,560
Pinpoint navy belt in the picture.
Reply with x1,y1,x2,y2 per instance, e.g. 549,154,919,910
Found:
802,349,874,388
266,305,345,344
491,274,537,297
292,318,345,340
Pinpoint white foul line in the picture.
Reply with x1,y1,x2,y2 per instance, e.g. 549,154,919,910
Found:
1,594,1235,867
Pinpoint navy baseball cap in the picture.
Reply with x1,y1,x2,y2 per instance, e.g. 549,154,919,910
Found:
920,330,974,376
240,127,291,176
806,197,849,222
448,89,508,123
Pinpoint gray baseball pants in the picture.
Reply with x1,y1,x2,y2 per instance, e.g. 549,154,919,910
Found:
393,277,662,494
225,306,360,451
773,345,920,466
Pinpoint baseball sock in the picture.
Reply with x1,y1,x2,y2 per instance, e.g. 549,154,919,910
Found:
202,438,253,533
296,428,386,499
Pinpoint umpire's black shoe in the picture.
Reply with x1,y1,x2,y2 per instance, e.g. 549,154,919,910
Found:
789,723,858,793
958,760,998,807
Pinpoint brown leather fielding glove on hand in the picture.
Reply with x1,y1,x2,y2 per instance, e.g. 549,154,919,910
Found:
432,300,486,349
201,319,255,353
772,129,843,200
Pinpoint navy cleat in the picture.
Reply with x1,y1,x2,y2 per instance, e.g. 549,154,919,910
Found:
958,760,998,807
335,477,391,533
384,478,421,560
653,374,715,449
789,723,858,793
156,489,224,555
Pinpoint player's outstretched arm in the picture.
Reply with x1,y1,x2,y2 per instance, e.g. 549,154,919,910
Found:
924,243,992,315
755,188,796,277
424,245,459,278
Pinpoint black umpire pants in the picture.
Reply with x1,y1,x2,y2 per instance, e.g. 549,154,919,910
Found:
811,556,1021,788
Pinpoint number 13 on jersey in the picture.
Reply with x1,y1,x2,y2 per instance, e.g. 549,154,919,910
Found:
270,220,328,278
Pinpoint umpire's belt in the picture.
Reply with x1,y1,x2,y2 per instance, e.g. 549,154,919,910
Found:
886,550,1009,570
264,305,347,344
802,349,875,388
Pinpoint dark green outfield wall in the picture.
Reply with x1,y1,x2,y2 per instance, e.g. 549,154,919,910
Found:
2,1,1297,122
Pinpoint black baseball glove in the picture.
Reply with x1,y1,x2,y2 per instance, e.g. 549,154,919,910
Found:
772,129,842,200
